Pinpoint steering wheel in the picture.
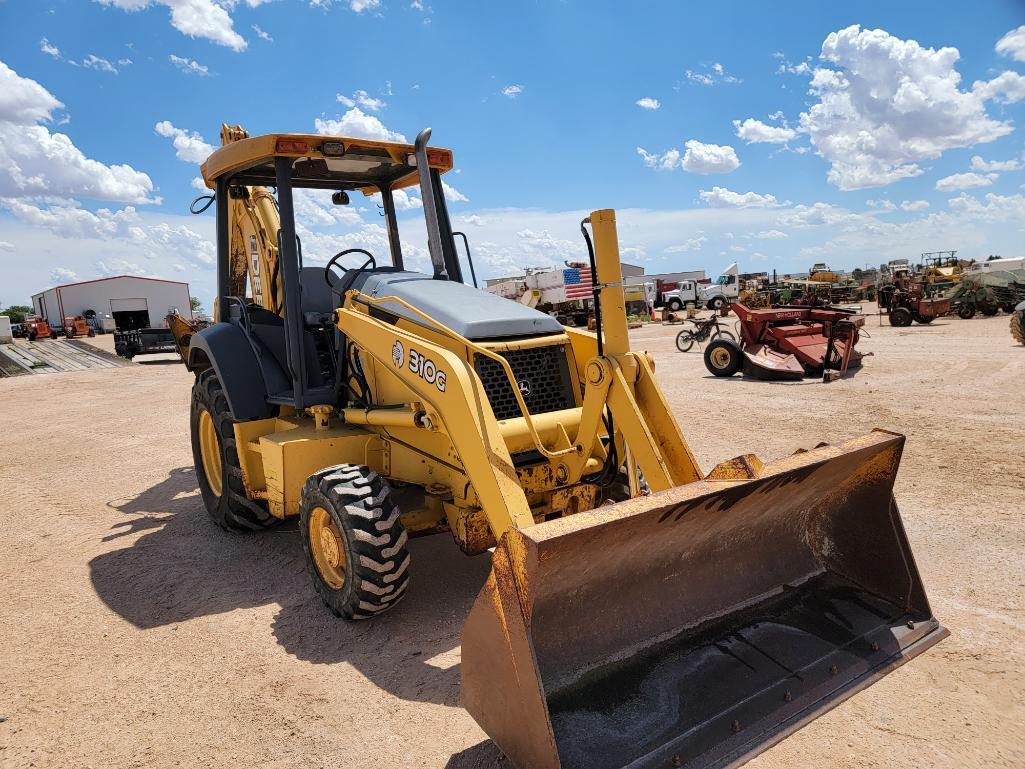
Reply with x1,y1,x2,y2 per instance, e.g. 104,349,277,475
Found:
325,248,377,296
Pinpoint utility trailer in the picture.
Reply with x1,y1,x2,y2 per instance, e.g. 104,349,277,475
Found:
113,327,179,360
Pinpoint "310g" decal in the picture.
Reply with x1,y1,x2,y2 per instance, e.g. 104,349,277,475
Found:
392,340,447,392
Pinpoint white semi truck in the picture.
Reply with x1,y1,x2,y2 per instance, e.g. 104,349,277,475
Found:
662,262,739,311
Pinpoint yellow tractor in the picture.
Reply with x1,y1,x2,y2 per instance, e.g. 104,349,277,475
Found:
181,124,946,769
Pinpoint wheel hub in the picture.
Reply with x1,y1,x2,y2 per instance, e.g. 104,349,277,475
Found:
319,527,343,568
309,506,346,589
711,348,731,368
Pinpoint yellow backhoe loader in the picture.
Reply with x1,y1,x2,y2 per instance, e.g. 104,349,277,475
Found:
179,124,946,769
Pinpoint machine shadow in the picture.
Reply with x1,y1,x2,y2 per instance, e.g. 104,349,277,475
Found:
90,466,493,707
444,741,507,769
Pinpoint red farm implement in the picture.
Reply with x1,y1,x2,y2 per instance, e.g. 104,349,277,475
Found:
704,302,866,382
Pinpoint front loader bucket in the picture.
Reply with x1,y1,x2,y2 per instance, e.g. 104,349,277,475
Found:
462,430,946,769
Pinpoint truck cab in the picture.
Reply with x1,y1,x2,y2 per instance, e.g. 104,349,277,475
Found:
698,262,739,309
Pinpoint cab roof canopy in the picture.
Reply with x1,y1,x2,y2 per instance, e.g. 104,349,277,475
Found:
200,132,453,195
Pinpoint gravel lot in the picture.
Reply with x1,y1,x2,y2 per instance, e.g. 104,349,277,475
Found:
2,309,1023,769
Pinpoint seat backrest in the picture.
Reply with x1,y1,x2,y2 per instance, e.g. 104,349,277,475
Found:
299,267,336,315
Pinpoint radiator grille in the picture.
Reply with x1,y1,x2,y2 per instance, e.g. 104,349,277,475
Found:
474,344,575,421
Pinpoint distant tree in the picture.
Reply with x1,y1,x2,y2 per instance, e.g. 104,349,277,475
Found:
190,296,204,314
0,305,33,324
986,255,1001,261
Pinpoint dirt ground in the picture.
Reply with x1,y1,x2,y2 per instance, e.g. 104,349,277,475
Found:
1,308,1023,769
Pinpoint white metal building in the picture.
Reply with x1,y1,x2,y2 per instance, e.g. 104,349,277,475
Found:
31,275,192,331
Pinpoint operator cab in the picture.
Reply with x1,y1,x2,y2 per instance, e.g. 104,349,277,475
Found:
196,128,560,418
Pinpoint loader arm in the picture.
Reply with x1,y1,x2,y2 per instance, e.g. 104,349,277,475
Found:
334,303,536,535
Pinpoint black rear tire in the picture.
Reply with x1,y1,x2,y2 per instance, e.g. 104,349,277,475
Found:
980,305,999,317
704,338,743,377
28,331,37,341
190,369,278,532
888,307,913,327
958,304,976,319
300,465,410,619
912,313,933,324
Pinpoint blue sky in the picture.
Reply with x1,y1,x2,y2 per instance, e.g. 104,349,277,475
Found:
1,0,1024,308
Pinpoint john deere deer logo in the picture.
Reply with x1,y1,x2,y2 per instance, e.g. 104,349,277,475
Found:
391,340,404,368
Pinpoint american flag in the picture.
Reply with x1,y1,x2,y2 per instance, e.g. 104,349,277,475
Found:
562,267,593,300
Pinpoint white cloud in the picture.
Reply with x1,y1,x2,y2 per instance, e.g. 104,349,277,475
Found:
798,25,1013,190
972,70,1025,104
442,181,468,203
732,118,797,144
935,171,997,191
684,63,741,86
0,241,14,252
154,120,216,164
865,198,897,211
900,199,929,212
94,0,247,51
0,124,159,203
501,84,524,98
0,61,64,124
778,202,859,227
314,107,406,142
350,0,381,11
191,176,207,191
750,229,788,239
40,38,61,58
638,141,739,174
251,24,272,42
336,89,385,112
51,267,79,283
0,64,156,204
777,61,811,76
995,25,1025,63
947,191,1025,221
82,54,119,74
664,235,707,253
636,97,660,110
699,187,783,208
682,140,740,174
970,155,1023,172
1,198,142,239
636,146,681,171
460,214,485,227
168,54,210,76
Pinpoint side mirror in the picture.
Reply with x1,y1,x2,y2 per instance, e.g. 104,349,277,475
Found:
332,191,350,206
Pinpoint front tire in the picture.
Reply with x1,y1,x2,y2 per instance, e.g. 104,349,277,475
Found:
675,330,695,352
958,304,976,319
190,369,277,532
666,298,683,312
300,465,410,619
707,296,724,311
704,338,743,377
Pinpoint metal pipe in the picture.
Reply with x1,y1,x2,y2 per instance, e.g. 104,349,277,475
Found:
380,186,404,270
341,407,423,429
215,176,230,321
414,128,448,280
498,408,582,455
274,156,307,408
453,231,478,287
